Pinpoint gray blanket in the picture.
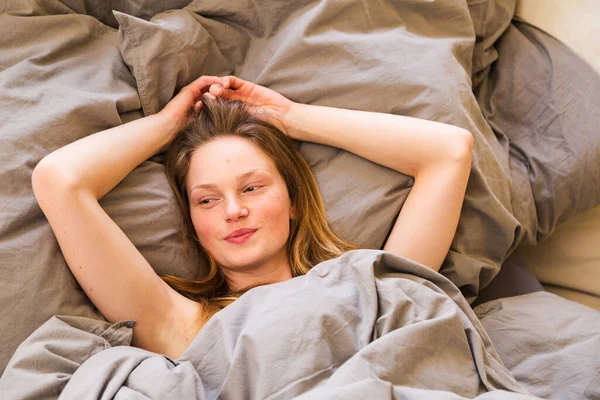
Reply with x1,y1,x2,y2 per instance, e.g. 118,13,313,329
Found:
1,250,545,399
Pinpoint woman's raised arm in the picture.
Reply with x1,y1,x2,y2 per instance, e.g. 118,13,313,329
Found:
283,102,472,178
30,76,228,359
283,103,473,273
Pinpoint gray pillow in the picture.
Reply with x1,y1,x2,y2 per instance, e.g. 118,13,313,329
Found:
113,0,523,302
474,20,600,245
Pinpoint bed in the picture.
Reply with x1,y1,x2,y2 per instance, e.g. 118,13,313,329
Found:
0,0,599,399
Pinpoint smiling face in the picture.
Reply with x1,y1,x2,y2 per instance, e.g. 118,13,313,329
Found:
186,136,297,287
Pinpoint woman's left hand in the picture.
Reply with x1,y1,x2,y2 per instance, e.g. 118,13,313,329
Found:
158,75,229,134
203,75,295,134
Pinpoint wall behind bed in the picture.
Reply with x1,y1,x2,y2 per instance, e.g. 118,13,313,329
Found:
515,0,599,75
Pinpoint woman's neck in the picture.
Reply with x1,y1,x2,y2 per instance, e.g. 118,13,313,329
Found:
223,252,293,292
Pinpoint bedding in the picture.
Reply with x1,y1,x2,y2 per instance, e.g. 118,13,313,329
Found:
471,254,544,308
5,249,597,399
1,0,600,397
510,0,600,312
472,13,600,310
473,19,600,246
1,0,205,376
474,290,600,399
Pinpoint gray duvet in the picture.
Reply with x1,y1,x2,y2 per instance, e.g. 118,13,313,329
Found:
3,250,600,399
0,250,547,399
2,0,600,398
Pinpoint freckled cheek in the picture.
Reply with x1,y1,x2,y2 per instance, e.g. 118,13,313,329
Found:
191,213,219,244
260,194,290,232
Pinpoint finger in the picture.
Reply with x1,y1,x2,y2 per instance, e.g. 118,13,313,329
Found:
209,84,225,96
197,75,222,86
203,92,216,101
221,77,230,89
209,85,242,102
223,75,244,90
187,76,223,98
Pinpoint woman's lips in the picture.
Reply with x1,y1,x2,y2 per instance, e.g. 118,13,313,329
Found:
225,230,256,244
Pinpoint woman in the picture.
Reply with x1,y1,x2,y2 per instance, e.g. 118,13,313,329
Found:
31,75,473,360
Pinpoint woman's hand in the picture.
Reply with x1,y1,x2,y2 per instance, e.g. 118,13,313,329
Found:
157,75,228,135
204,75,295,134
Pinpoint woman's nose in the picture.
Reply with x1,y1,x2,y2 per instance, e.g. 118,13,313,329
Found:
223,196,249,221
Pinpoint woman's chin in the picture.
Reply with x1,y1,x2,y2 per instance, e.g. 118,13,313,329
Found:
220,254,263,272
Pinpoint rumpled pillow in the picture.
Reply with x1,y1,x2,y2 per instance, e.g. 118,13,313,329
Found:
0,1,203,375
114,0,524,302
474,20,600,245
113,7,234,116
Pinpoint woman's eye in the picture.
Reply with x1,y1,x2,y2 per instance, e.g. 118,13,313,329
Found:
196,186,260,205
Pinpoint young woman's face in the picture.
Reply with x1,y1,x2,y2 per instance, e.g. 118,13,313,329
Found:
186,136,296,275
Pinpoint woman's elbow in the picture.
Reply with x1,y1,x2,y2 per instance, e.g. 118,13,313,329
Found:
448,129,473,163
32,161,78,199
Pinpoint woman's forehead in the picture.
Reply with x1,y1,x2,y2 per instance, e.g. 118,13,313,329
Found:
187,137,277,191
193,136,270,165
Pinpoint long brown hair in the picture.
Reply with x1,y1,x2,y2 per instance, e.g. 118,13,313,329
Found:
159,96,356,325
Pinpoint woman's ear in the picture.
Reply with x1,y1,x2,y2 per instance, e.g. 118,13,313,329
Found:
290,204,297,220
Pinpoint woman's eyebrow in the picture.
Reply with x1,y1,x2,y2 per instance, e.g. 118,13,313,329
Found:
189,168,271,195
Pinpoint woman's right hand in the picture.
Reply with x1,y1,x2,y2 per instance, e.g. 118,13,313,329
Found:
203,76,295,134
157,75,228,141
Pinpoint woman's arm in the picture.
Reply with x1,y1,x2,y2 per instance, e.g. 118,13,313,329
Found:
283,103,473,272
30,76,227,358
283,103,472,177
35,113,176,199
